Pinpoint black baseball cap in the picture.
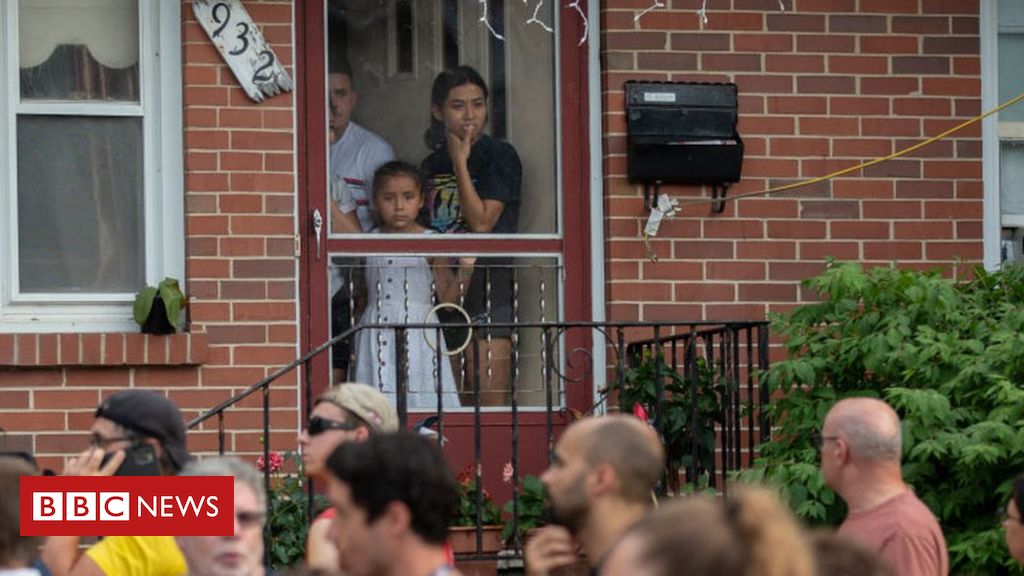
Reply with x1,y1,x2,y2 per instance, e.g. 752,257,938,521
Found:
95,389,192,471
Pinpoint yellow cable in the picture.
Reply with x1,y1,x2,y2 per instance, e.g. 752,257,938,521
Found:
641,90,1024,259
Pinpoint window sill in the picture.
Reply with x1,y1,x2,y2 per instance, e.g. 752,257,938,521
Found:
0,332,209,367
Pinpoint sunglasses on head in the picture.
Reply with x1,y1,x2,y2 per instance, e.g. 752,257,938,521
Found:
307,416,361,437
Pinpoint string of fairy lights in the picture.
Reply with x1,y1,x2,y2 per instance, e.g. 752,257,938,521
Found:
471,0,791,44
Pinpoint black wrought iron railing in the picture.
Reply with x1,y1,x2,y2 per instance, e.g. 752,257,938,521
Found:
187,319,770,565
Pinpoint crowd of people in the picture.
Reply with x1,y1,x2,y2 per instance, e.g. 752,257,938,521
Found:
2,385,1024,576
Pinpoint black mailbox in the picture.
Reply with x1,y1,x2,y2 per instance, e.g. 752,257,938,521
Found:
626,81,743,210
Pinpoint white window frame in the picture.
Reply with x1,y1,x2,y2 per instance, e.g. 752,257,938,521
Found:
0,0,183,333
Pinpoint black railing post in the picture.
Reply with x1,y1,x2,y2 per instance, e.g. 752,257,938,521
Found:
305,337,315,523
686,329,699,486
395,327,408,429
470,337,483,555
616,326,627,412
758,323,771,445
262,383,271,570
217,413,225,456
434,326,445,442
543,327,554,460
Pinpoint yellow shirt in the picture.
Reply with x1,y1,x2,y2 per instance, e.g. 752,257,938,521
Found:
85,535,187,576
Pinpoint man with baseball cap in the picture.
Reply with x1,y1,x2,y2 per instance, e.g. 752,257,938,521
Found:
41,389,193,576
300,382,399,571
93,389,193,475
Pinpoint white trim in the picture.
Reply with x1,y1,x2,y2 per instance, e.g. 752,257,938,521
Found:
14,102,144,116
0,0,183,332
156,0,184,285
588,0,607,412
554,0,564,241
999,121,1024,138
328,250,562,259
982,0,1001,270
328,232,562,240
0,3,12,320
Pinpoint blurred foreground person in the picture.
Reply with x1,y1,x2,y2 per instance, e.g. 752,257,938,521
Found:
819,398,948,576
175,457,267,576
41,389,192,576
602,486,814,576
1003,473,1024,565
323,432,460,576
299,383,399,571
809,530,896,576
1,458,43,575
525,415,665,576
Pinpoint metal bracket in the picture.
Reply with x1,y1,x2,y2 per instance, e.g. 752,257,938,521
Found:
710,183,730,214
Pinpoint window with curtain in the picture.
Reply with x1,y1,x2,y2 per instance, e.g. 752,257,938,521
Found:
0,0,183,331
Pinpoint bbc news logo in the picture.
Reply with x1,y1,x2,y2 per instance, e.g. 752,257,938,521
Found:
21,476,235,536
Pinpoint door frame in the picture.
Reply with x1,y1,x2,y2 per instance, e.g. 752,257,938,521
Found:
296,0,593,410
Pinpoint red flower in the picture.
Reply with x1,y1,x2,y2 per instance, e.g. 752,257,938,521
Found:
257,451,284,473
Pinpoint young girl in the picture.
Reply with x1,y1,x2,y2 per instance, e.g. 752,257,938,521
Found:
421,66,522,406
353,161,462,409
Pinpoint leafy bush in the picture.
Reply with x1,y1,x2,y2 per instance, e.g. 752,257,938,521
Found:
622,352,724,492
739,262,1024,574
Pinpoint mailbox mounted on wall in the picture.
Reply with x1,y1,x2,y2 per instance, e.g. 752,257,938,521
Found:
626,81,744,213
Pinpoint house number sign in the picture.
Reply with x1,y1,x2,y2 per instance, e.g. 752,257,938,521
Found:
192,0,293,102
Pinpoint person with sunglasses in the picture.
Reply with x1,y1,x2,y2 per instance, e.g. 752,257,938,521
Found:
39,389,193,576
1004,473,1024,564
299,383,399,572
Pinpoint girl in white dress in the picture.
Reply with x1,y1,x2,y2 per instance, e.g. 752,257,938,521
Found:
354,161,463,409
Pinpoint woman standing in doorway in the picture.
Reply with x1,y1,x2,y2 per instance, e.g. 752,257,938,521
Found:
421,66,522,406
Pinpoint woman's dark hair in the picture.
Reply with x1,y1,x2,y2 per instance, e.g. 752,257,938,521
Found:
1014,473,1024,516
423,66,489,150
372,160,423,197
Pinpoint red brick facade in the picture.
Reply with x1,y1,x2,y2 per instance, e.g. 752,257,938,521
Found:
603,0,983,324
0,0,988,471
0,1,300,472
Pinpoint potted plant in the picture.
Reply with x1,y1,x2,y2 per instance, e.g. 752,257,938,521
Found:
500,472,547,548
450,465,504,554
133,277,187,334
259,451,328,570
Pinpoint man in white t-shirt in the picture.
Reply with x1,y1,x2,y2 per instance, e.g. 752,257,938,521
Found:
327,60,394,383
328,61,394,234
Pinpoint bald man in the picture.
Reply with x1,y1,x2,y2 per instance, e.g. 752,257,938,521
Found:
819,398,948,576
525,415,665,576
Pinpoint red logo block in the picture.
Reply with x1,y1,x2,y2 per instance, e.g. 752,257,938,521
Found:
21,476,235,536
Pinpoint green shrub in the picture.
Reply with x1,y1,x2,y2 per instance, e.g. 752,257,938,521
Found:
622,352,725,493
739,261,1024,575
264,452,328,569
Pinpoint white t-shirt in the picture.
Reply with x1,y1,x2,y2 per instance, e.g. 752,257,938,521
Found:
329,121,395,232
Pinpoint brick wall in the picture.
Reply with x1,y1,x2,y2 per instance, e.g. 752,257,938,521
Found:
602,0,983,324
0,0,299,473
180,0,300,455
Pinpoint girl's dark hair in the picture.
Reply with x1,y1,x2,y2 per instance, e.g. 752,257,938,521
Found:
1014,473,1024,515
372,160,422,197
423,66,489,150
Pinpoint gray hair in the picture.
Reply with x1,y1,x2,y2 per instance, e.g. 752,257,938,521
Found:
179,456,267,511
836,417,902,460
